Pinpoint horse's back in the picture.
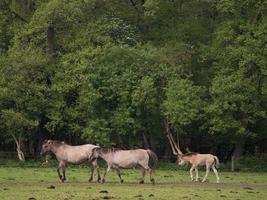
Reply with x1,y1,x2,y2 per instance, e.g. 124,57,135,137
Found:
60,144,98,164
112,149,149,168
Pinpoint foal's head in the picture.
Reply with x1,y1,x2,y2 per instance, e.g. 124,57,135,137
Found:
177,155,186,165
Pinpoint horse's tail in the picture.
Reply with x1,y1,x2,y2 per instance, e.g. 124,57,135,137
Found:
147,150,158,169
213,156,219,168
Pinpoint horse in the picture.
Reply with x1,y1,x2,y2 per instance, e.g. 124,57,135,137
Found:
166,133,220,183
89,147,158,184
40,140,101,183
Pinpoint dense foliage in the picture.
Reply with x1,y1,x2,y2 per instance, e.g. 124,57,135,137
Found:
0,0,267,161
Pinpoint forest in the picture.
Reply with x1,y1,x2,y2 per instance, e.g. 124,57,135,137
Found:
0,0,267,166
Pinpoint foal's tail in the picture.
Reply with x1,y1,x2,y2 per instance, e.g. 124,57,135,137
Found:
213,156,220,168
147,150,158,169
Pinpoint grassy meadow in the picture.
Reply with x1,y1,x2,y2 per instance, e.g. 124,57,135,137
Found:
0,163,267,200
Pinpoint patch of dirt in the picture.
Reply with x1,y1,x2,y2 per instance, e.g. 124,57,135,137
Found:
133,195,143,198
99,190,108,193
47,185,55,189
243,187,253,190
102,196,114,199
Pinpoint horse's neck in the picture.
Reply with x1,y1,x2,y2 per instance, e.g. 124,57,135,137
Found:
51,145,63,157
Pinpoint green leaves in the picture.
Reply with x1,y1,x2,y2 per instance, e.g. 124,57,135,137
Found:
163,79,204,127
0,0,267,158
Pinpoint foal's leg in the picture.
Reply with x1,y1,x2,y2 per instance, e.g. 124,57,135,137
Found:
202,164,210,183
115,169,123,183
195,168,200,181
189,165,196,182
212,165,220,183
102,165,111,183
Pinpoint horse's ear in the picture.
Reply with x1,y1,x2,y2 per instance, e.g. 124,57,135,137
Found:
47,140,52,144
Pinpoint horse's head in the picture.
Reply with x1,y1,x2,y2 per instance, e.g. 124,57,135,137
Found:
89,147,101,161
40,140,53,156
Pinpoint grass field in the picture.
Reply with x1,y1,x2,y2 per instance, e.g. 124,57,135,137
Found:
0,165,267,200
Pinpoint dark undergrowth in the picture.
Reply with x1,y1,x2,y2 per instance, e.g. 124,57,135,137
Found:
0,154,267,172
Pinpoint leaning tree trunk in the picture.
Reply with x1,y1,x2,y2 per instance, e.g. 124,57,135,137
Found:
12,134,25,161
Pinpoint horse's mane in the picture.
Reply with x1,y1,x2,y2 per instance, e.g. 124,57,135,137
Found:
98,147,121,154
53,140,66,146
44,140,67,146
182,152,198,157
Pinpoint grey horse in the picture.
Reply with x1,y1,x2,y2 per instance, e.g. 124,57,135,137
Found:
89,147,158,184
40,140,101,183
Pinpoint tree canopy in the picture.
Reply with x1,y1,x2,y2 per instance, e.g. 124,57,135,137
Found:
0,0,267,162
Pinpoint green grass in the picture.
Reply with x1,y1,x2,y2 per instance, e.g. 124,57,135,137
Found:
0,165,267,200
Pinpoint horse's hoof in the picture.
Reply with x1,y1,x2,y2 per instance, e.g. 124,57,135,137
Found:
139,180,144,184
120,179,124,183
150,179,155,184
88,178,93,182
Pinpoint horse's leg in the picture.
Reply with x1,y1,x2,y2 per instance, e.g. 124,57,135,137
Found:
139,168,145,184
57,162,64,183
93,160,101,183
195,167,200,181
88,162,94,182
202,164,210,183
62,164,66,182
148,168,155,184
115,169,123,183
212,165,220,183
102,165,111,184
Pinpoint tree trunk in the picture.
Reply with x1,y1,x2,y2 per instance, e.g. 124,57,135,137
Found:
142,132,150,149
47,25,55,55
12,134,25,161
129,0,146,34
29,139,35,157
163,145,172,161
231,138,245,171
